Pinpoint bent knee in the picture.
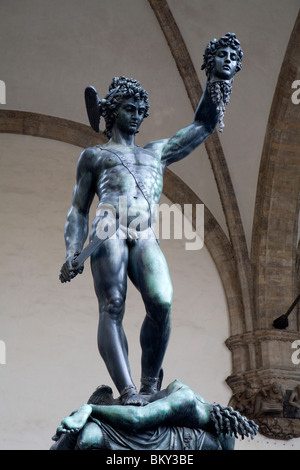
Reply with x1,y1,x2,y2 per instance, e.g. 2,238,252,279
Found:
146,292,172,323
106,291,126,317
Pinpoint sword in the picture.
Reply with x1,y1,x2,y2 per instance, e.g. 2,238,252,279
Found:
59,233,110,283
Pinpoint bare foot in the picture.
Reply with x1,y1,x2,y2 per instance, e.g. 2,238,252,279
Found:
61,404,92,432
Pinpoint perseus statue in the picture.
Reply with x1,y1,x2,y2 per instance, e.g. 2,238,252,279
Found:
59,33,243,406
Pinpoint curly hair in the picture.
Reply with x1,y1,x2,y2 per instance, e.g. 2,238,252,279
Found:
210,403,258,440
99,76,150,138
201,33,243,132
201,32,243,80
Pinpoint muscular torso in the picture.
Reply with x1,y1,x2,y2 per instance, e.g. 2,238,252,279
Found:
91,143,163,227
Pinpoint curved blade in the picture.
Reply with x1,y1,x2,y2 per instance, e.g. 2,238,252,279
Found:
85,86,101,132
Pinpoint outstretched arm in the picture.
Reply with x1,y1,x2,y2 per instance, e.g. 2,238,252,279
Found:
145,85,219,168
89,388,210,431
59,381,211,433
57,380,258,441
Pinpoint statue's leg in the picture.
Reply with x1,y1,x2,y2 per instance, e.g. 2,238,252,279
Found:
128,238,173,393
91,239,132,391
91,238,148,406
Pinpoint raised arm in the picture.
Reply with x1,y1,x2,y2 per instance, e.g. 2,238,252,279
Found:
59,148,96,282
145,85,219,168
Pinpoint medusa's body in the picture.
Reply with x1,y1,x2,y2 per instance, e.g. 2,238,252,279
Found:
52,380,257,450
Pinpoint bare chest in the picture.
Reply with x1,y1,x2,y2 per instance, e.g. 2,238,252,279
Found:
95,145,163,201
98,145,161,171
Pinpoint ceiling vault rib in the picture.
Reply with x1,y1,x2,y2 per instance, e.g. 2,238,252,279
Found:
148,0,254,333
225,12,300,435
251,10,300,331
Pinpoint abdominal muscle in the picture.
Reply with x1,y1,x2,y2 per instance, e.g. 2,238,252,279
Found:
90,193,160,242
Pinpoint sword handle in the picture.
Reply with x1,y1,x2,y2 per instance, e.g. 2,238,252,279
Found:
59,252,83,283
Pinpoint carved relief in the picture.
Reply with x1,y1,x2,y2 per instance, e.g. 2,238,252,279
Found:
228,380,300,440
284,385,300,419
254,382,284,417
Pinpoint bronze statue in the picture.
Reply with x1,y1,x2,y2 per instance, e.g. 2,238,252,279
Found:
51,380,257,450
59,34,243,407
201,32,243,132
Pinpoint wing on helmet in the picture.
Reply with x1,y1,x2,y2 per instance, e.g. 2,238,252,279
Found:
84,86,101,133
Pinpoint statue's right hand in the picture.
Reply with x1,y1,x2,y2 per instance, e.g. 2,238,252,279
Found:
59,253,83,283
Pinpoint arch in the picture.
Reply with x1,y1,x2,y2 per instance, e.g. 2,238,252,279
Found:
251,10,300,331
0,109,243,336
148,0,253,334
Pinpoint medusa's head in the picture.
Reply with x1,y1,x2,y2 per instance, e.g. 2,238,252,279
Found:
201,33,243,81
99,76,150,139
201,33,243,132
